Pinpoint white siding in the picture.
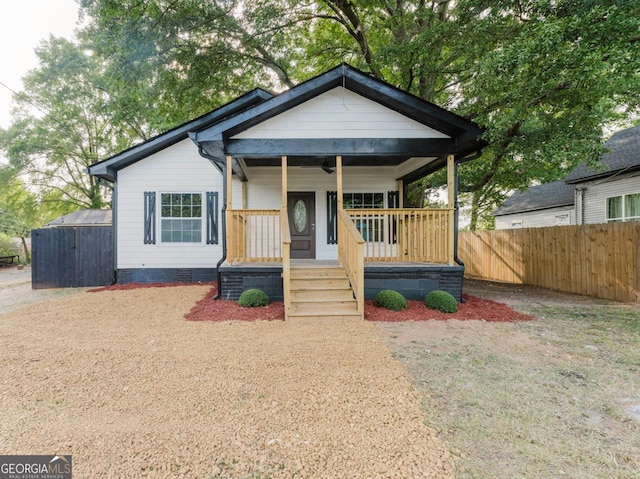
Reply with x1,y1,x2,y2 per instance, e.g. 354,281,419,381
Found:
117,139,236,269
581,174,640,224
494,206,575,229
232,87,451,140
245,166,397,260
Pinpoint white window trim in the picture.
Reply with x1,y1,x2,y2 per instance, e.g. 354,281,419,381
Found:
158,191,206,246
605,193,640,223
511,220,523,229
554,213,571,226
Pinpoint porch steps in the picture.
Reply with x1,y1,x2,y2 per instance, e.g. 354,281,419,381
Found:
287,266,362,320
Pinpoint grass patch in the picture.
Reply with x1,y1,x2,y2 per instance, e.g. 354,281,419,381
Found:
378,304,640,479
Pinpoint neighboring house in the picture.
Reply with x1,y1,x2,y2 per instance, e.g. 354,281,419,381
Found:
88,64,486,319
492,180,576,229
493,124,640,229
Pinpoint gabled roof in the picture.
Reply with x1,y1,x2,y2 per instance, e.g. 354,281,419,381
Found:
565,124,640,184
193,64,486,165
87,88,273,181
45,209,112,227
491,180,575,217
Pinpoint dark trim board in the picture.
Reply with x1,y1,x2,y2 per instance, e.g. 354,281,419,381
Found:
117,268,216,284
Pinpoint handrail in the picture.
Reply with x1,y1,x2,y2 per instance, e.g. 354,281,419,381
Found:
338,209,365,317
345,208,452,263
280,208,291,320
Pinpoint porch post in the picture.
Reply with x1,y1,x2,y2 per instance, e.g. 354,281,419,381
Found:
336,155,343,210
397,180,404,208
226,155,233,210
447,154,455,265
282,155,288,208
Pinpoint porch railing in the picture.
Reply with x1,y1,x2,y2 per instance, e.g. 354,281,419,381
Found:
227,209,281,262
345,208,453,263
281,208,291,319
338,209,365,315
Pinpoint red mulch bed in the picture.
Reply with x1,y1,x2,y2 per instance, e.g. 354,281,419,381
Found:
86,282,533,323
364,293,534,322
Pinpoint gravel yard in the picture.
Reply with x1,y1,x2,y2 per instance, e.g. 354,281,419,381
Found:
0,285,454,478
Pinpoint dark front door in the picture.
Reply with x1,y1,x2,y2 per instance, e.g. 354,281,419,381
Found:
288,192,316,259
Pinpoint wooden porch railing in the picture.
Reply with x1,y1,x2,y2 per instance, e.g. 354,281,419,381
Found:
338,209,365,316
227,209,281,262
281,208,291,319
345,208,453,263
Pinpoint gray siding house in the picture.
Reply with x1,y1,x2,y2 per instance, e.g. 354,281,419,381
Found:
492,125,640,229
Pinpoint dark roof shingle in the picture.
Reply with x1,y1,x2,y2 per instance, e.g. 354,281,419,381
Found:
565,124,640,183
491,180,575,216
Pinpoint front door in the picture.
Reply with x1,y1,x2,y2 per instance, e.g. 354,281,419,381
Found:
287,192,316,259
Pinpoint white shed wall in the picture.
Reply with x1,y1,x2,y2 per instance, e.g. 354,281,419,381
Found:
117,139,236,269
232,87,451,140
494,205,575,229
580,174,640,224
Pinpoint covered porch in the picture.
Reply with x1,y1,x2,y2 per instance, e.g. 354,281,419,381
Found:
220,153,460,320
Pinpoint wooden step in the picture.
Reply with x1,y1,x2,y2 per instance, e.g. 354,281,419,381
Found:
288,312,362,321
290,278,351,290
290,300,358,314
290,288,354,302
290,267,347,279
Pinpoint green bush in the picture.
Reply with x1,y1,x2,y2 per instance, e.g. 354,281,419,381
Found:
238,288,270,307
373,289,407,311
424,290,458,313
0,233,19,258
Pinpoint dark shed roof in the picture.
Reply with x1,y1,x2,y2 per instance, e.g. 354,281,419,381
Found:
566,124,640,184
45,209,112,227
491,180,575,217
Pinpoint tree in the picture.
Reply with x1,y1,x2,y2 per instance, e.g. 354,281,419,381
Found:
0,37,139,211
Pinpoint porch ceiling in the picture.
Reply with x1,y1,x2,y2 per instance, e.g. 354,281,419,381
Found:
241,156,410,167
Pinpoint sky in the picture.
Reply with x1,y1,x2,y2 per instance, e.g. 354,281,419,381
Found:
0,0,80,130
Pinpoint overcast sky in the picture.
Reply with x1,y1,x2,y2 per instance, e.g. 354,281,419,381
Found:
0,0,80,130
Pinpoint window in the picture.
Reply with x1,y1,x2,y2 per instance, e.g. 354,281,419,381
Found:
160,193,202,243
606,193,640,223
511,221,523,229
344,192,384,241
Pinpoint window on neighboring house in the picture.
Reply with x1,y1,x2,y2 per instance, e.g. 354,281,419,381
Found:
160,193,203,243
511,221,523,229
555,213,570,226
606,193,640,223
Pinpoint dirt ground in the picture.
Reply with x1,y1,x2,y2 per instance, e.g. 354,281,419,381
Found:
2,266,638,478
0,279,454,478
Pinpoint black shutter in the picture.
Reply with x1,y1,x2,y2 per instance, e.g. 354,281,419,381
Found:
206,191,219,245
144,191,156,244
388,190,399,244
327,191,338,244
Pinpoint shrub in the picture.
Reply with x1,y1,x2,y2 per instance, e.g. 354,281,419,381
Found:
373,289,407,311
425,290,458,313
238,288,270,307
0,233,19,258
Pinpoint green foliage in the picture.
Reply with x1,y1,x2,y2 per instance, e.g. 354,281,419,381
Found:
0,233,19,257
238,289,270,307
373,290,408,311
425,290,458,314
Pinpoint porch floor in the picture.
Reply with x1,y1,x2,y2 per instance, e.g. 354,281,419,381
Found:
223,259,449,268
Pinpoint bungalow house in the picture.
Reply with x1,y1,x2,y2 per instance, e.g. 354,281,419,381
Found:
88,64,486,319
493,124,640,229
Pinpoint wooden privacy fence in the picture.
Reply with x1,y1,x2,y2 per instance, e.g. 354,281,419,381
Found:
459,223,640,302
31,226,113,289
